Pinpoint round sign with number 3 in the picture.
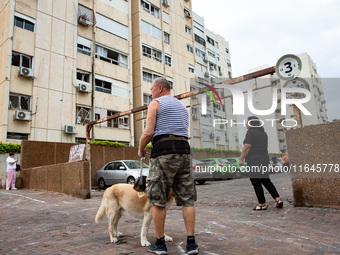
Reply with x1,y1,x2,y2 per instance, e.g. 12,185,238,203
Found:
276,54,302,80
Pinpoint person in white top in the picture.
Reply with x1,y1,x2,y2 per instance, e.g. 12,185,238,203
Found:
6,152,18,190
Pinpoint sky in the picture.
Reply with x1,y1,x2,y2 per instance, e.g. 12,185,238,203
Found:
192,0,340,122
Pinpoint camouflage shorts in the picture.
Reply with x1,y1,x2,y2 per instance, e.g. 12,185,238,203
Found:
145,154,197,208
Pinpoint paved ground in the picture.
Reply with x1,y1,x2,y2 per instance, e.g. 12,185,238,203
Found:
1,173,340,255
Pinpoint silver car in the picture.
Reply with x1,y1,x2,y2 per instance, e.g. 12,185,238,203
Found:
95,160,149,190
192,159,214,185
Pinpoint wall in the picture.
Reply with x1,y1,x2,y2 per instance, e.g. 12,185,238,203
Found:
21,161,90,199
286,122,340,208
20,140,240,188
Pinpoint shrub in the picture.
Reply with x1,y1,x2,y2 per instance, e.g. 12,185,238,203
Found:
0,143,21,154
89,141,126,147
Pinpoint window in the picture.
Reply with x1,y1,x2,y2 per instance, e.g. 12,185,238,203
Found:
14,13,35,32
141,0,160,18
77,36,92,56
209,62,216,71
7,133,28,140
9,94,30,111
184,8,191,18
163,11,170,24
187,44,193,53
96,13,129,40
207,36,215,46
76,71,91,83
76,105,92,124
95,45,128,68
11,52,32,68
95,78,111,94
164,32,170,44
207,50,215,58
188,65,195,73
143,71,161,83
195,48,205,58
143,71,153,83
165,54,172,67
194,34,206,46
185,25,192,34
167,78,173,89
143,93,152,105
225,48,229,54
141,20,162,40
142,45,162,62
107,111,129,129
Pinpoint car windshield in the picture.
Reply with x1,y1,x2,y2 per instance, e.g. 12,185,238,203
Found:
218,159,230,164
201,160,216,165
124,161,149,169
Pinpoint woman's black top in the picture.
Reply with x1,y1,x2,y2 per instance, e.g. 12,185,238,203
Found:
243,128,268,164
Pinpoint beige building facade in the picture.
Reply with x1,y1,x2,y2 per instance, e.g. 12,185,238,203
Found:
1,0,238,150
1,0,135,145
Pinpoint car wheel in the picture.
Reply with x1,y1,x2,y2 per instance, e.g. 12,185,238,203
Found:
98,178,106,190
127,176,135,184
196,180,206,185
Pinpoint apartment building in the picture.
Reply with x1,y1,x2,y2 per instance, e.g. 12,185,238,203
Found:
248,52,327,153
189,13,239,150
1,0,135,145
132,0,195,143
0,0,238,149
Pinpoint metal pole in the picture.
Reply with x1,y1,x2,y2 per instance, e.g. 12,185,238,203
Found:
85,66,276,133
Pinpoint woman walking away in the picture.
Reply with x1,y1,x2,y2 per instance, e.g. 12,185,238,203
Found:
239,116,283,210
6,152,18,190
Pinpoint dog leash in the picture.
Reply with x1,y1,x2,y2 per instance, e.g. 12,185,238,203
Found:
137,157,147,198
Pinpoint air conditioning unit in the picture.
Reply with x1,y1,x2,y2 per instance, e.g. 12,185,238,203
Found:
185,12,191,18
19,67,34,78
216,136,220,140
78,15,92,26
77,82,91,93
14,110,31,121
192,114,199,120
209,133,214,139
64,125,77,134
204,72,210,77
203,56,208,62
162,0,170,7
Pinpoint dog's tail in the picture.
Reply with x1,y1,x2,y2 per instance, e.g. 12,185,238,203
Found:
95,199,106,223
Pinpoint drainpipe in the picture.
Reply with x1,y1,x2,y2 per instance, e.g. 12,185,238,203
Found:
91,0,96,142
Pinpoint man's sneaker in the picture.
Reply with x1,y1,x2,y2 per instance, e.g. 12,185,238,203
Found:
186,242,199,254
148,243,168,255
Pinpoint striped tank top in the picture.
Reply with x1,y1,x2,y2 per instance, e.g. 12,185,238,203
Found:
153,96,189,139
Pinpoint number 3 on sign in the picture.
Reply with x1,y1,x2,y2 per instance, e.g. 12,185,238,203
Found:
276,54,302,80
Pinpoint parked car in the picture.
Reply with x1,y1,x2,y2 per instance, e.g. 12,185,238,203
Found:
199,158,232,179
95,160,149,190
226,157,247,178
192,159,214,185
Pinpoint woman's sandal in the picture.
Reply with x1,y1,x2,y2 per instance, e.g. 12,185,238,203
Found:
253,205,268,211
276,200,283,208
